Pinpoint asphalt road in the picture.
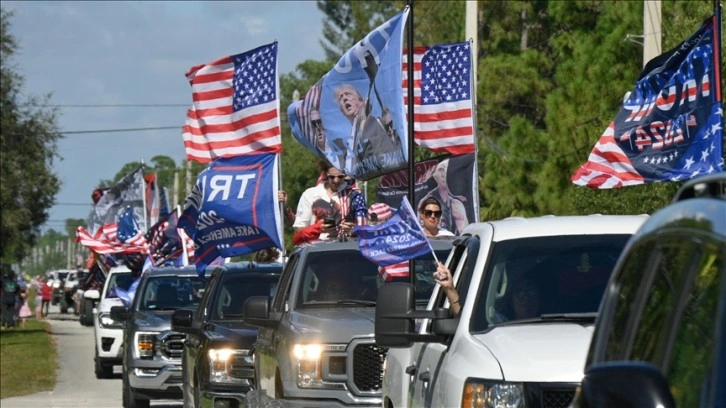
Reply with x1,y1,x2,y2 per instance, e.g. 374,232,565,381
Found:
0,304,182,408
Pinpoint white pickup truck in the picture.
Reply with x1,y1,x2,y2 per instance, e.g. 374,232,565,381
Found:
91,265,133,379
375,215,647,408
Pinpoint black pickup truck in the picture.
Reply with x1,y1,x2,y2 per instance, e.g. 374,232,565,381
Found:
172,261,282,408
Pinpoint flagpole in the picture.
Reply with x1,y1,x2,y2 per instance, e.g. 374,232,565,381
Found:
715,0,723,106
178,205,189,266
140,161,148,232
406,0,416,285
277,154,287,260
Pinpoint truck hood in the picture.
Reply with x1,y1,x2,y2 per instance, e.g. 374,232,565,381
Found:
133,310,173,331
204,322,259,349
290,308,375,342
473,323,594,382
98,297,125,312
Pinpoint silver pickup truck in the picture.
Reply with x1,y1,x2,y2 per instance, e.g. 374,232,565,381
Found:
243,238,453,407
111,266,206,408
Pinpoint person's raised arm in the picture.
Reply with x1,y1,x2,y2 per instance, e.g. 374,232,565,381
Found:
434,262,461,316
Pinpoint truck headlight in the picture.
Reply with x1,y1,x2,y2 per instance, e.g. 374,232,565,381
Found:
462,379,525,408
99,313,123,329
134,332,158,359
208,348,252,385
292,344,323,388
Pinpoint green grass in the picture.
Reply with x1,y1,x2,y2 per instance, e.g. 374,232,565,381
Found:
0,318,57,398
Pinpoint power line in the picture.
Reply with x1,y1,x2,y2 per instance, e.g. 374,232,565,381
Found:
53,203,92,206
62,126,180,135
29,103,188,108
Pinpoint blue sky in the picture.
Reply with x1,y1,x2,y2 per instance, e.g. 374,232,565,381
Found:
2,1,326,231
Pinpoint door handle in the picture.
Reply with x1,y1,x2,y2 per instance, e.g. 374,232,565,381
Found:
418,370,431,382
405,365,417,376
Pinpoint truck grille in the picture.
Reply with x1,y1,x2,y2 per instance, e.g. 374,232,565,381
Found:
160,333,185,359
542,388,575,408
352,344,388,392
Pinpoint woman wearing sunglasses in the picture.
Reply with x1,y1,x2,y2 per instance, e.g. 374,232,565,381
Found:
418,197,455,238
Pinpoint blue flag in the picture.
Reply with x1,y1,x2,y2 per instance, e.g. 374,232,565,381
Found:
288,8,410,181
572,16,724,188
354,197,431,267
117,206,140,243
178,153,282,276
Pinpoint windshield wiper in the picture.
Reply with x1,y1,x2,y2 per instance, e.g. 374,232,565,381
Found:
539,312,597,321
334,299,376,306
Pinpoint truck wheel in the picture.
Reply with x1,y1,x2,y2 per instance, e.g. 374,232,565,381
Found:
60,297,68,314
94,348,113,379
80,299,94,326
123,371,150,408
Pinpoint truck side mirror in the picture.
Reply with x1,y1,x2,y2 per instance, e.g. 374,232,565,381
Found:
83,289,100,300
171,309,194,333
375,283,416,347
243,296,277,328
110,305,130,322
578,362,675,408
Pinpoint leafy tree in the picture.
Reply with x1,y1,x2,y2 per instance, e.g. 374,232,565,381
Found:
0,9,62,263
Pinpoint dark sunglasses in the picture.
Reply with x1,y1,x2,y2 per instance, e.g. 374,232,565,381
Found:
327,175,346,180
423,209,442,218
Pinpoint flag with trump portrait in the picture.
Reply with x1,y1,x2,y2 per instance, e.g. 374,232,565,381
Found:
178,153,283,276
182,42,282,163
288,8,410,180
571,16,723,189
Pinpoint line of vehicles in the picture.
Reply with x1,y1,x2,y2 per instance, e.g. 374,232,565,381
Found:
77,173,723,408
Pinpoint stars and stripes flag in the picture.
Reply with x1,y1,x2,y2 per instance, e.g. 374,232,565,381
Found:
76,223,148,255
403,41,476,155
182,42,282,163
379,262,409,282
572,16,723,188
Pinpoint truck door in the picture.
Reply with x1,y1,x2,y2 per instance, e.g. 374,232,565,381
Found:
410,238,477,407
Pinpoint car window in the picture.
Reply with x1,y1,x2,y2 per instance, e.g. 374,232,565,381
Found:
105,272,134,299
139,276,206,311
665,244,723,407
612,242,696,364
471,234,632,332
272,255,298,312
386,249,452,303
212,275,279,320
296,250,380,307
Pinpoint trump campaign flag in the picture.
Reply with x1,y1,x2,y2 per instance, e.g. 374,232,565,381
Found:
182,42,282,163
178,153,283,276
354,197,431,267
403,41,476,155
572,17,724,188
288,8,410,180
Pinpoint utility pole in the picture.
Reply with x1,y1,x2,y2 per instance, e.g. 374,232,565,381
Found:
465,1,478,90
643,0,662,67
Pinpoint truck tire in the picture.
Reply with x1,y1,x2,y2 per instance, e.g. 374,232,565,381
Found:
123,370,150,408
80,299,94,326
94,348,113,379
59,297,69,314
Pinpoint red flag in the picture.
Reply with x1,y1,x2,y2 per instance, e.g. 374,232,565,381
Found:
182,42,282,163
403,42,476,155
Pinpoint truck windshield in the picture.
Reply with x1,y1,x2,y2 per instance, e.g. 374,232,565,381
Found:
297,249,449,307
470,234,632,332
139,276,206,311
212,275,279,320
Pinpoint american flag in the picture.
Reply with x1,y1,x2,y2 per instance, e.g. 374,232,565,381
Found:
403,41,476,155
293,82,324,152
76,224,148,255
572,16,723,188
379,262,409,282
182,42,282,163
